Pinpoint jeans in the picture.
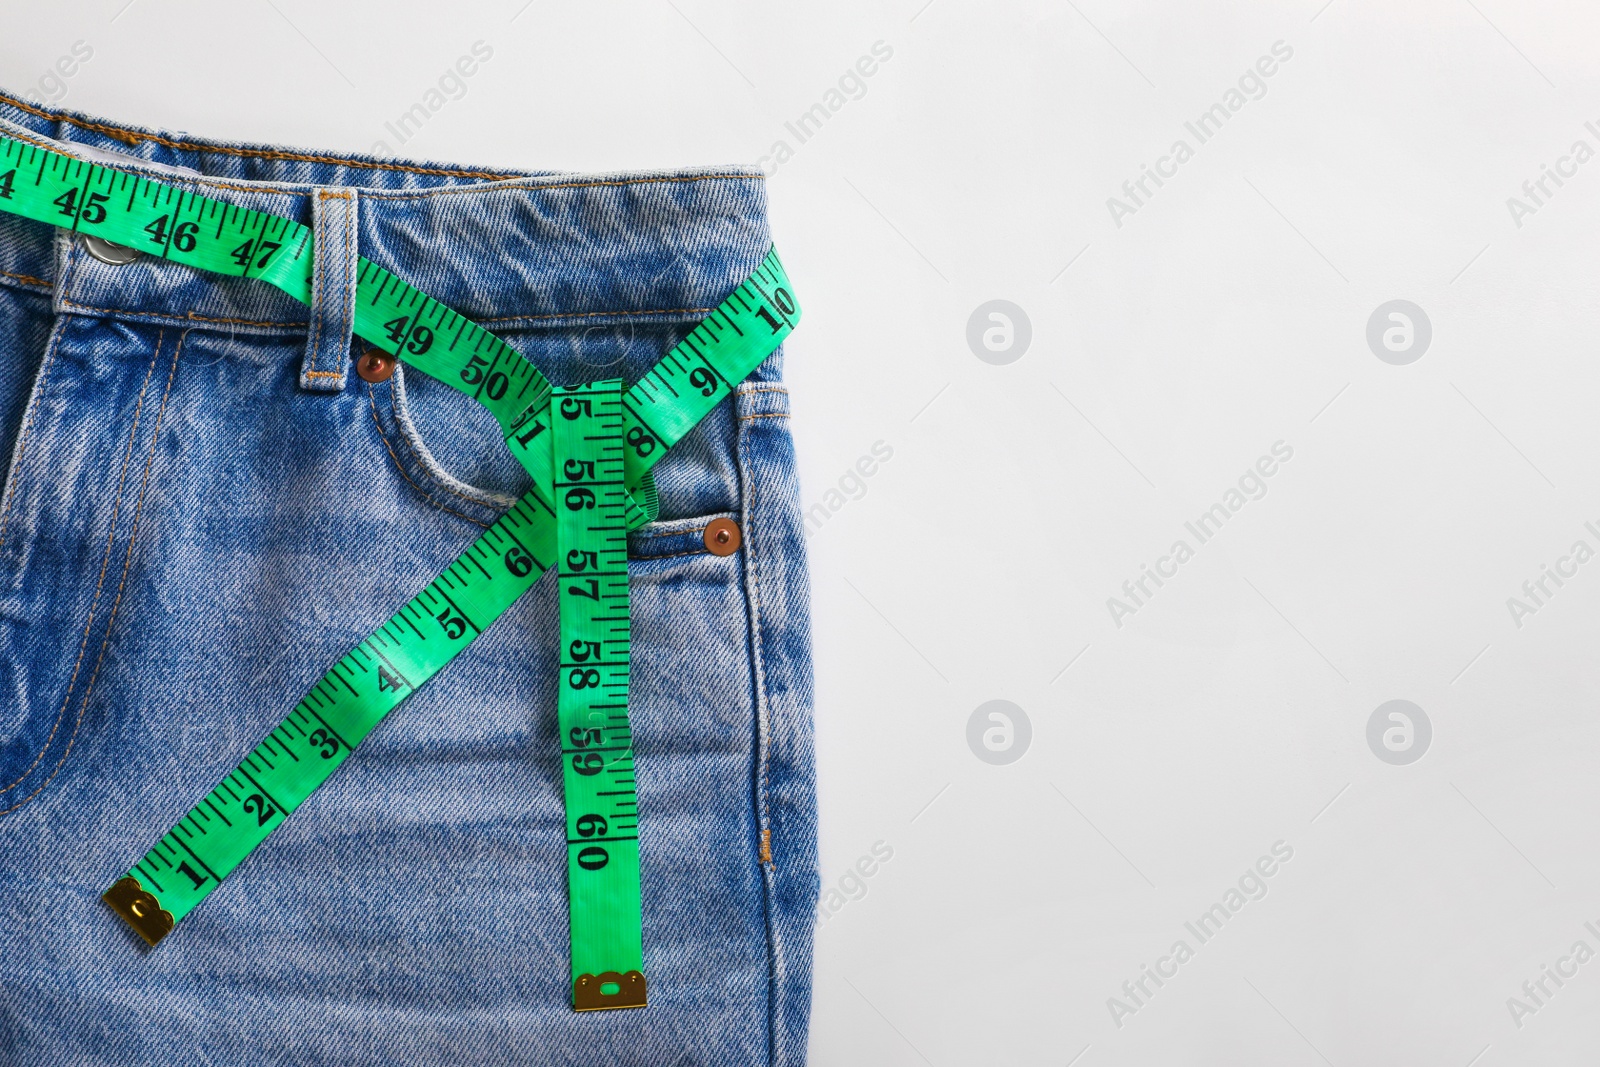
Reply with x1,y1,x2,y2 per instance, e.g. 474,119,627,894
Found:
0,88,816,1067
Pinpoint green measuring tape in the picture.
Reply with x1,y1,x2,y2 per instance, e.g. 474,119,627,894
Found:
552,378,644,1008
0,131,799,1010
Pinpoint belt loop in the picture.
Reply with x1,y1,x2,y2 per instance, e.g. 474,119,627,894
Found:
300,187,359,392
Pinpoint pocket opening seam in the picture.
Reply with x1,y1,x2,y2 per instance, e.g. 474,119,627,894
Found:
384,377,514,513
363,381,491,529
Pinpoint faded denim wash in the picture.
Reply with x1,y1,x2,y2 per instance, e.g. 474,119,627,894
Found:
0,89,816,1066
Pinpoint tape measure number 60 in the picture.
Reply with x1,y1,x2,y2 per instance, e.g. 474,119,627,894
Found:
0,131,800,1011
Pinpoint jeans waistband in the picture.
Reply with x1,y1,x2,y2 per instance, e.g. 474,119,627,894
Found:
0,88,771,340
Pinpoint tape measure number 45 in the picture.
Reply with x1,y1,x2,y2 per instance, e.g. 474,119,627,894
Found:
0,131,799,1012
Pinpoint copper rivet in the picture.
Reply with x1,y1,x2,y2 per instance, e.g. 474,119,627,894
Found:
703,517,742,557
356,351,395,383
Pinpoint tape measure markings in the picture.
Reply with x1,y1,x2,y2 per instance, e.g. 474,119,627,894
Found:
103,488,562,937
95,241,795,951
554,379,646,1009
1,131,797,511
0,133,550,442
0,133,800,1006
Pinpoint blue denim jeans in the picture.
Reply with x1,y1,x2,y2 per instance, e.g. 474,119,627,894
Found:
0,89,816,1066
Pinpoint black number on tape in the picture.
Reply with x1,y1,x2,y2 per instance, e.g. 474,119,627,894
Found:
243,794,275,827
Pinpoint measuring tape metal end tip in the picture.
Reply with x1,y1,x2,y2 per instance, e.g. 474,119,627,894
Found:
102,876,173,948
0,132,802,1010
574,970,647,1011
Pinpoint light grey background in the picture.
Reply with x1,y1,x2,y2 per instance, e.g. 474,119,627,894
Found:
5,1,1600,1063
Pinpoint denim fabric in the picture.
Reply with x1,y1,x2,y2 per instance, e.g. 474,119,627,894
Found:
0,89,816,1067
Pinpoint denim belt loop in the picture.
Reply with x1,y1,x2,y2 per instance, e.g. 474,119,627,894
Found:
300,186,359,392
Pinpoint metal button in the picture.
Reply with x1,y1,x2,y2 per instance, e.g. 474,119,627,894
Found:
703,517,742,556
81,235,141,265
356,350,396,383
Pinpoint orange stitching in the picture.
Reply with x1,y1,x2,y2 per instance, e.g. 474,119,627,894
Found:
183,310,298,328
344,194,356,313
365,385,488,528
0,331,184,817
63,298,720,331
110,168,748,203
634,546,714,561
177,178,300,197
0,315,69,555
477,306,716,325
0,125,306,196
306,203,329,371
2,96,767,192
0,330,165,802
374,173,759,203
737,412,775,871
739,413,788,422
303,189,356,375
0,92,518,179
633,523,712,539
304,370,343,379
0,323,77,791
337,189,356,367
740,384,788,394
0,268,49,288
58,298,305,330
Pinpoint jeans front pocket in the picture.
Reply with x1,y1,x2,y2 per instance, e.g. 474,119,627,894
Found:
625,510,777,1064
0,316,182,818
358,358,517,529
0,277,55,800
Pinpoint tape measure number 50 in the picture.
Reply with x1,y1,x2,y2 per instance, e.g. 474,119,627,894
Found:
0,131,799,1011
